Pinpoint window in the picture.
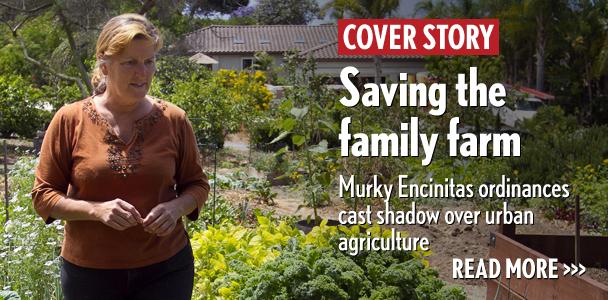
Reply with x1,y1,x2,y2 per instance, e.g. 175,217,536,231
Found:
242,58,254,70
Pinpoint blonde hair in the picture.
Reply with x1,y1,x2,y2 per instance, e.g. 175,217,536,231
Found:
91,13,163,95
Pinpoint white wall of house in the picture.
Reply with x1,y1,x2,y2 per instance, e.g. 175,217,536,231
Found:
205,54,426,83
208,53,284,71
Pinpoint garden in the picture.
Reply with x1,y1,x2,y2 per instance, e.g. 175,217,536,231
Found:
1,50,608,299
2,1,608,299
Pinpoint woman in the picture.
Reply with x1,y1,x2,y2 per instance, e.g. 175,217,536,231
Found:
31,13,209,300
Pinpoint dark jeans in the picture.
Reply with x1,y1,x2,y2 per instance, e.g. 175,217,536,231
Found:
60,243,194,300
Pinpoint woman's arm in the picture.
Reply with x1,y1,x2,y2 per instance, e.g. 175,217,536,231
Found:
174,115,210,220
142,113,209,237
51,196,143,230
143,194,197,236
32,106,73,224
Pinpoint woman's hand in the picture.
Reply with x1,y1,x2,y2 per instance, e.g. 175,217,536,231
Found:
143,202,180,236
94,199,143,230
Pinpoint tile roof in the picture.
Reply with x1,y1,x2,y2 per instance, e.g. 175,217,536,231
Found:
300,40,424,60
179,25,337,54
189,53,218,64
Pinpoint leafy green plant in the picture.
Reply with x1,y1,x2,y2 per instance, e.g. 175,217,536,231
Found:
190,215,301,299
189,215,460,300
570,160,608,233
237,235,462,300
0,291,20,300
250,179,277,205
40,83,82,112
252,51,280,84
271,53,342,220
186,195,239,233
514,106,608,184
247,150,287,182
168,70,272,149
151,55,211,97
425,56,508,138
0,157,63,299
209,171,260,190
0,75,50,138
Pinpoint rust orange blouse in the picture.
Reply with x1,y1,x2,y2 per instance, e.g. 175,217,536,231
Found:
31,97,210,269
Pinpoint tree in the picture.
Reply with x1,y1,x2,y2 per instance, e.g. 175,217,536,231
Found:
491,0,568,92
322,0,399,19
321,0,399,83
0,0,179,97
482,0,536,85
549,0,608,123
0,0,116,96
415,0,480,18
184,0,249,16
0,1,89,96
252,0,319,25
413,0,450,18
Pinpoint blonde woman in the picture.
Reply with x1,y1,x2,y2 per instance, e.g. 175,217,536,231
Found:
31,14,209,299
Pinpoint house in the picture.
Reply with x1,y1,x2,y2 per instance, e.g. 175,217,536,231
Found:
175,25,426,82
491,85,555,128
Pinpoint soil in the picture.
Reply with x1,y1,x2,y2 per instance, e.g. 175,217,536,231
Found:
217,133,608,299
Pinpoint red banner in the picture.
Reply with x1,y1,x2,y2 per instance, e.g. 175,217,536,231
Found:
338,19,499,56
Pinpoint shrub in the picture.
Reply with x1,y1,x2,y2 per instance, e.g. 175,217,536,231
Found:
513,106,608,184
0,75,50,138
185,195,239,234
190,218,465,300
570,161,608,233
168,70,272,149
237,227,464,300
0,156,63,299
250,179,277,205
190,215,301,299
151,55,211,97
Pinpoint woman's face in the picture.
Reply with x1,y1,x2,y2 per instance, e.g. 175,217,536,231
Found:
103,38,156,102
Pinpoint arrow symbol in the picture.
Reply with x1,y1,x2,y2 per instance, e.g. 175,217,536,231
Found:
564,264,571,275
563,263,587,276
578,264,586,276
